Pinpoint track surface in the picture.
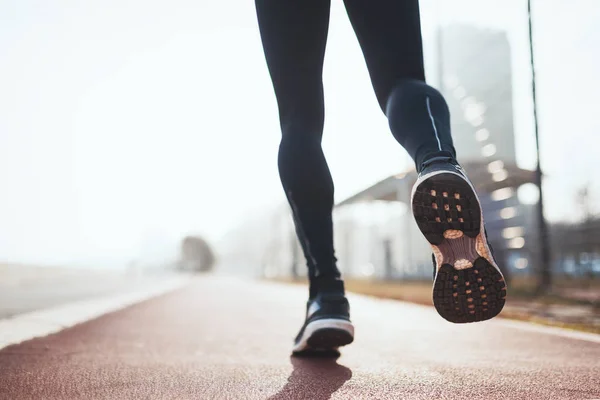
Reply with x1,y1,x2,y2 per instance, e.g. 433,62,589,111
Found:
1,276,599,399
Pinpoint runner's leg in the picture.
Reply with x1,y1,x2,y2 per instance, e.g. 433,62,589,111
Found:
255,1,341,293
344,0,456,169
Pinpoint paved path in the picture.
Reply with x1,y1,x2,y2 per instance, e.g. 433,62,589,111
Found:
1,276,599,399
0,265,171,319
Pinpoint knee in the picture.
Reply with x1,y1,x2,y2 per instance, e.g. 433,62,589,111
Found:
280,110,324,142
279,105,325,148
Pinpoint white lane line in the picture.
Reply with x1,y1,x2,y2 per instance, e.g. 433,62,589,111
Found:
491,318,600,344
0,275,191,350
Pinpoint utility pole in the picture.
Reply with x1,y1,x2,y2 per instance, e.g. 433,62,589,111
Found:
436,4,444,92
527,0,552,293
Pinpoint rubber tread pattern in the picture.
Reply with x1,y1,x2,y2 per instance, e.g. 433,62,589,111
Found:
434,259,506,323
412,171,507,323
412,173,481,245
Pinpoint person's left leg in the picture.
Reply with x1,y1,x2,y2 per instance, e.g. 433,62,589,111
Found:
344,0,507,323
255,0,339,286
255,0,354,355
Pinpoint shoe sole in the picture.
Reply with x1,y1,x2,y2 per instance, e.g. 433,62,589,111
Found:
292,319,354,354
411,170,507,323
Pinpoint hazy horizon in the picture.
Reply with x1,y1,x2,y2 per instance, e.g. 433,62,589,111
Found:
1,0,598,268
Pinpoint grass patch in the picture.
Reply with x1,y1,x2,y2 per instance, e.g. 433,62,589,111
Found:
269,276,600,335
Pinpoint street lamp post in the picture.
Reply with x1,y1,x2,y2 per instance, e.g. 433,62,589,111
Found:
527,0,552,293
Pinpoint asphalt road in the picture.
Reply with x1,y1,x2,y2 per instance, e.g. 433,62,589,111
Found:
1,276,599,399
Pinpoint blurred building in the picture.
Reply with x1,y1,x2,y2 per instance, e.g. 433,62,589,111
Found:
440,24,517,165
438,24,535,279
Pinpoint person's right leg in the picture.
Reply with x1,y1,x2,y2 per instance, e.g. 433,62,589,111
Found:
255,0,353,354
344,0,506,323
343,0,456,168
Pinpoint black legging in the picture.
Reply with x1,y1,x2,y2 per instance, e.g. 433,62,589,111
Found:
255,0,456,282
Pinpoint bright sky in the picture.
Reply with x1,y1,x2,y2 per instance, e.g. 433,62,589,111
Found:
1,0,598,267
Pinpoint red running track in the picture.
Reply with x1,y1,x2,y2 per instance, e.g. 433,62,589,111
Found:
1,276,599,399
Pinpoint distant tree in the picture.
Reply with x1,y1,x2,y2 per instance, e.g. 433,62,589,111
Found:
576,183,597,223
180,235,216,272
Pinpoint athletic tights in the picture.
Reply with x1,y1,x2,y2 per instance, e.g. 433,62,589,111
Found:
255,0,457,283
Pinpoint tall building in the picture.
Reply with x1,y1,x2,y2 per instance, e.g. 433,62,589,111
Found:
437,24,535,278
440,25,517,165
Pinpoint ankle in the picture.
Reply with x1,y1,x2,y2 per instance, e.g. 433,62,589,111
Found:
309,276,345,299
419,151,458,172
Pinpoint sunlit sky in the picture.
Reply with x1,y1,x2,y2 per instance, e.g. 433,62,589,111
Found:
1,0,598,267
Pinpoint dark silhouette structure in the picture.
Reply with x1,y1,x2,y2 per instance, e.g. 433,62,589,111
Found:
179,235,216,272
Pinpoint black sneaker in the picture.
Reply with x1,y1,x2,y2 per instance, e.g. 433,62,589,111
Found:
292,280,354,355
411,155,507,323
